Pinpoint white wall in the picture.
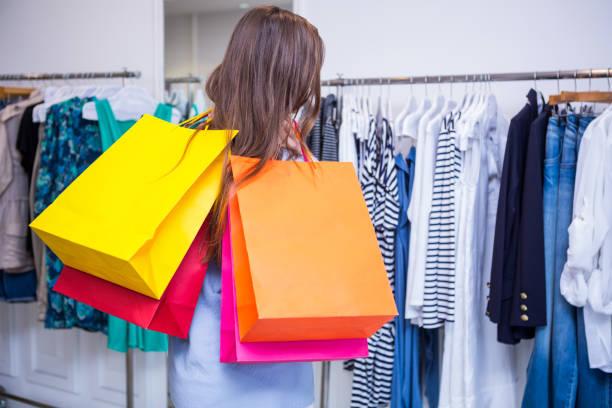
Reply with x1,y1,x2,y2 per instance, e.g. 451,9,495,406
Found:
296,0,612,119
165,4,291,88
165,14,195,78
165,10,248,84
0,0,165,98
295,1,612,407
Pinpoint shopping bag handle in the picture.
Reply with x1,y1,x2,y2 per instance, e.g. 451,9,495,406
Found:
292,119,312,162
156,119,212,179
180,108,213,128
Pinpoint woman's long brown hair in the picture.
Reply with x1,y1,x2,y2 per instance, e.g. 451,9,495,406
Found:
203,5,324,261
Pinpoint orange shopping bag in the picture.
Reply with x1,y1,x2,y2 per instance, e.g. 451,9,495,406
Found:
230,155,397,342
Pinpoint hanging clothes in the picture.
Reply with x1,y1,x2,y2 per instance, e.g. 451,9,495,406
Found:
350,116,399,408
391,147,422,408
0,92,41,272
320,94,339,161
0,270,37,302
16,104,40,182
422,111,462,328
0,91,42,302
307,94,339,161
522,114,564,407
487,89,541,344
16,104,40,257
405,98,443,323
338,93,359,171
189,88,207,119
573,114,611,407
31,123,49,319
561,107,612,374
34,97,107,332
515,105,550,328
94,98,171,353
440,96,519,408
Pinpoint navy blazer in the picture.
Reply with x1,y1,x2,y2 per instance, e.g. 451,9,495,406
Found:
487,89,547,344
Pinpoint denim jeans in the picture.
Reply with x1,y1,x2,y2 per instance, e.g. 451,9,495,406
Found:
522,115,564,408
575,116,592,150
576,309,612,408
424,329,440,408
551,114,580,408
575,115,611,408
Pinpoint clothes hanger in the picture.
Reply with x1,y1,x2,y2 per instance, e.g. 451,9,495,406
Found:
458,75,472,112
394,78,418,155
547,70,564,105
418,76,445,141
432,75,446,109
437,76,455,112
460,74,479,120
376,78,383,118
365,80,373,117
32,77,87,123
395,77,417,132
82,85,181,122
481,74,498,130
426,76,457,147
400,77,432,140
386,79,393,122
0,86,34,98
550,91,612,105
549,68,612,106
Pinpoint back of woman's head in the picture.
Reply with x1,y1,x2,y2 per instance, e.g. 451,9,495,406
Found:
205,5,324,259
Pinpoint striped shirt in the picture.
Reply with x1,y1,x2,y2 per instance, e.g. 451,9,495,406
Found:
306,94,339,161
320,94,339,161
422,111,461,328
349,115,400,408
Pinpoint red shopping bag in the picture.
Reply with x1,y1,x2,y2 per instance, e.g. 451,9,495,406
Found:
220,209,368,363
53,221,209,338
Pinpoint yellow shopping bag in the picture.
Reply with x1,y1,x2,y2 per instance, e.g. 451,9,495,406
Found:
31,114,236,299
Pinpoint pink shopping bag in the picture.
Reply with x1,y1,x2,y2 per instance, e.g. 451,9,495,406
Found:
219,209,368,363
54,221,209,339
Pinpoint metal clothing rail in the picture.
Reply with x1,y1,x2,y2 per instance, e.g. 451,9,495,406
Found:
165,75,204,118
318,66,612,408
165,75,202,85
321,67,612,86
0,70,141,81
0,68,140,408
0,386,56,408
0,328,135,407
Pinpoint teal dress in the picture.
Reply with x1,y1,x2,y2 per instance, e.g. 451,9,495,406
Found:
94,99,174,353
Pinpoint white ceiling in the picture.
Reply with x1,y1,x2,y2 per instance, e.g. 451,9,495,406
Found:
164,0,292,16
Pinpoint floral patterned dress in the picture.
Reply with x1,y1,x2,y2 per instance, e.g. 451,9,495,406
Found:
34,97,107,332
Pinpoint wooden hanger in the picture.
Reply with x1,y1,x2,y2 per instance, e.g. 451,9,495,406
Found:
549,91,612,105
0,86,34,99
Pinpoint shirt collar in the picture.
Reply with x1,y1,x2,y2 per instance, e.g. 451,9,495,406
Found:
394,152,409,173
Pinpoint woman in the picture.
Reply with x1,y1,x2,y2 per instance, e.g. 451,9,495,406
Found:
168,6,324,408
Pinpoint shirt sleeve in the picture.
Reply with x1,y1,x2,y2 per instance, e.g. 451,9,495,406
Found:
561,121,609,307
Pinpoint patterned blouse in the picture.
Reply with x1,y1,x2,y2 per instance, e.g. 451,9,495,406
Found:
34,97,107,332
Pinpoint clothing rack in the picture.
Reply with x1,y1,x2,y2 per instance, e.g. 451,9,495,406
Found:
321,67,612,86
0,386,54,408
0,70,141,82
164,75,202,86
165,75,203,113
0,68,140,408
317,66,612,408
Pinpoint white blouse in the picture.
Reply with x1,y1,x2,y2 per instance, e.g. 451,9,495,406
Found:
405,97,444,322
561,107,612,372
